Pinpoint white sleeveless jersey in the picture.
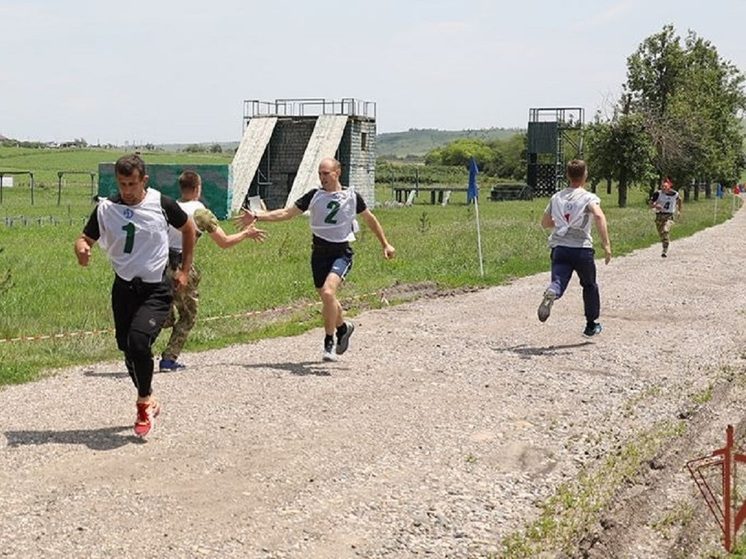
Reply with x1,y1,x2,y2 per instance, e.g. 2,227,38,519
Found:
167,199,205,250
307,189,358,243
546,187,600,248
654,190,679,214
96,188,170,282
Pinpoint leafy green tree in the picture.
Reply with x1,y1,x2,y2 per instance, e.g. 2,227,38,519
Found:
489,133,526,181
209,143,223,153
625,25,746,199
679,32,746,189
585,108,655,207
424,147,444,166
584,115,614,193
626,25,686,118
424,138,492,169
425,134,526,180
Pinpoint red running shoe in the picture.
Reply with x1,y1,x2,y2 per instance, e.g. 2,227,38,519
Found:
134,399,161,438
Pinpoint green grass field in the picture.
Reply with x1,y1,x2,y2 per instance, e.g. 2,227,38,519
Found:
0,147,739,386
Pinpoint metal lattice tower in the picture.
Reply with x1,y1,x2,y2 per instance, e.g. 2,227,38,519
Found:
527,107,584,196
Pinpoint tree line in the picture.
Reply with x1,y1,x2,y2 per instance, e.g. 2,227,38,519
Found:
417,25,745,206
586,24,746,207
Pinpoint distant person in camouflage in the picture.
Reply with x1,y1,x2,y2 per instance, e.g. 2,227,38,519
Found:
649,177,683,258
159,171,266,371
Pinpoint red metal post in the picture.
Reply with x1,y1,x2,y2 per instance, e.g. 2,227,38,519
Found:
687,425,746,552
725,425,734,551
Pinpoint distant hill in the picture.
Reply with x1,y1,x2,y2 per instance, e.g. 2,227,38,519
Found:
376,127,524,158
155,142,239,153
154,128,524,158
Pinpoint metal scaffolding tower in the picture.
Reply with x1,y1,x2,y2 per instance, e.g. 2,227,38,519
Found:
527,107,584,196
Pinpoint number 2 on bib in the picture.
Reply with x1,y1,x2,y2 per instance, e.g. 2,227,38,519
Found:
324,201,340,224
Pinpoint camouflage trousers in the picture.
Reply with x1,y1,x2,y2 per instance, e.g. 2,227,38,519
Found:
162,263,201,360
655,213,675,252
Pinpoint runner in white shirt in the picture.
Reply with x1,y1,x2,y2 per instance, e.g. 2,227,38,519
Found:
74,154,196,438
238,157,395,362
537,159,612,338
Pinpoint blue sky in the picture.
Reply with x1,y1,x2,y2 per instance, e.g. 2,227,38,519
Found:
1,0,744,145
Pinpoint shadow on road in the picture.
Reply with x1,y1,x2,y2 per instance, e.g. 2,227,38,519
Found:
83,367,190,380
4,425,140,450
83,369,129,379
493,342,592,359
241,360,339,377
83,362,340,379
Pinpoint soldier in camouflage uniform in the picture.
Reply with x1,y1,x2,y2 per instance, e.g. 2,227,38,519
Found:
160,171,266,371
650,177,683,258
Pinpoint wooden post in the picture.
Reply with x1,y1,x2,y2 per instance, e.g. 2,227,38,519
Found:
57,172,63,206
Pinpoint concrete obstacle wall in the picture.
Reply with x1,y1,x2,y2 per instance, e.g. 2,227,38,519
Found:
285,114,348,207
230,117,278,214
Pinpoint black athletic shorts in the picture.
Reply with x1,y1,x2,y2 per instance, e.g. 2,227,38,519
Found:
310,246,354,289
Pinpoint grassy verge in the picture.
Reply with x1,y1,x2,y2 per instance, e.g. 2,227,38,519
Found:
498,363,746,557
497,420,687,558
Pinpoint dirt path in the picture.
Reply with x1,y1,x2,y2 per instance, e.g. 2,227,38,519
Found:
3,208,746,558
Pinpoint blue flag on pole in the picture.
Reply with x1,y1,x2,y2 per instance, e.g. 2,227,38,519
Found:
467,158,479,203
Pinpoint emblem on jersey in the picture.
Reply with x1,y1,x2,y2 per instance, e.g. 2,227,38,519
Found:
123,208,134,219
564,202,575,223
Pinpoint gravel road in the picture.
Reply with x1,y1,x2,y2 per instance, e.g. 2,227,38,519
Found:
3,207,746,558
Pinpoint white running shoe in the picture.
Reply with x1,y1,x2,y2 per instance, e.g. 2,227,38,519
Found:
322,338,337,362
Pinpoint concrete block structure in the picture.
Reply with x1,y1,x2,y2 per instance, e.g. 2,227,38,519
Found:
232,98,377,211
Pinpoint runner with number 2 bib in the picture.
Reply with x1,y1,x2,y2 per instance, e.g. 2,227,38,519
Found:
237,157,395,362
